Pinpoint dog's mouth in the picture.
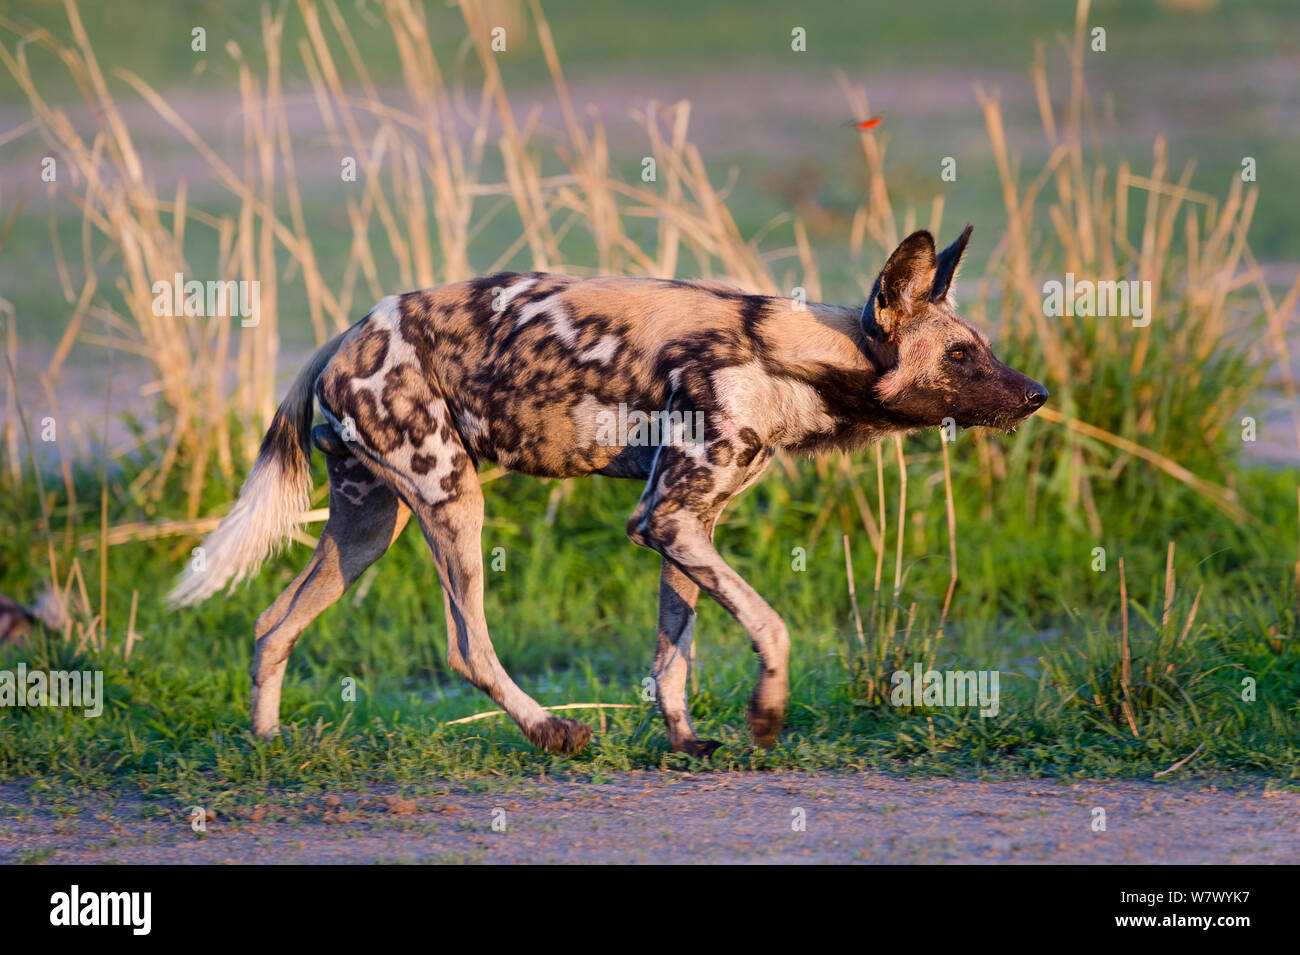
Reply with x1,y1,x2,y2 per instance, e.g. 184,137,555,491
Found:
959,383,1049,432
958,404,1046,433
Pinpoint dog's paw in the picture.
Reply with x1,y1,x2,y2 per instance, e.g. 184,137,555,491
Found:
674,738,722,760
251,722,287,743
746,700,785,748
530,717,592,754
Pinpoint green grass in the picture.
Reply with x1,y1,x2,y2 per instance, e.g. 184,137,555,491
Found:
2,0,1299,804
2,428,1297,801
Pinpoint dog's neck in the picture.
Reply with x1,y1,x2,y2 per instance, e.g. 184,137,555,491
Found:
761,301,887,377
738,299,905,455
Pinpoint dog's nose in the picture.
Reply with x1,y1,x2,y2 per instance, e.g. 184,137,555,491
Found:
1024,384,1049,409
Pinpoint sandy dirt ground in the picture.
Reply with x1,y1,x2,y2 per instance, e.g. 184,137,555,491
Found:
2,772,1297,864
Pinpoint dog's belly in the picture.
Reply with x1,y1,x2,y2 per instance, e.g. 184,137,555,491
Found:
449,389,673,479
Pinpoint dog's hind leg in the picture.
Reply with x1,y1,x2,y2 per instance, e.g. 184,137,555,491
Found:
317,335,590,754
250,446,409,739
412,469,592,754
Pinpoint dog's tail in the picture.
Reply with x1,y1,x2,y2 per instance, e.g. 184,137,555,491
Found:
166,329,353,608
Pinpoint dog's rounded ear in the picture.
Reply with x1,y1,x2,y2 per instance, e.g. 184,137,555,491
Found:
862,230,937,338
930,225,973,303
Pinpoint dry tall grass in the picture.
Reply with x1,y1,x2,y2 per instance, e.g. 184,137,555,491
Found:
5,0,1289,508
963,0,1297,529
1,0,1294,665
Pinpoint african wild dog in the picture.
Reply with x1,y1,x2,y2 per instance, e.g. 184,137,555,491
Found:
168,226,1047,756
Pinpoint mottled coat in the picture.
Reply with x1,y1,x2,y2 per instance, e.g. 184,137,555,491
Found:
169,227,1047,755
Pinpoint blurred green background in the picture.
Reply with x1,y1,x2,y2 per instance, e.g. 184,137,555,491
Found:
1,0,1298,788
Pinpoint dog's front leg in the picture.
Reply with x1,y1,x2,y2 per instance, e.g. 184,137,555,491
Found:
653,558,720,758
630,445,788,748
652,526,789,747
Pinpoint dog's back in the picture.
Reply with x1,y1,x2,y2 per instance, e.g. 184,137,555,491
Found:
317,272,868,479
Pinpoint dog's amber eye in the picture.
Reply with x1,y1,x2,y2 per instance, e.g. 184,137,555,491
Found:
949,348,965,361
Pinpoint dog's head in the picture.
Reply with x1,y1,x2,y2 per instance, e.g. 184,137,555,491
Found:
860,226,1048,430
